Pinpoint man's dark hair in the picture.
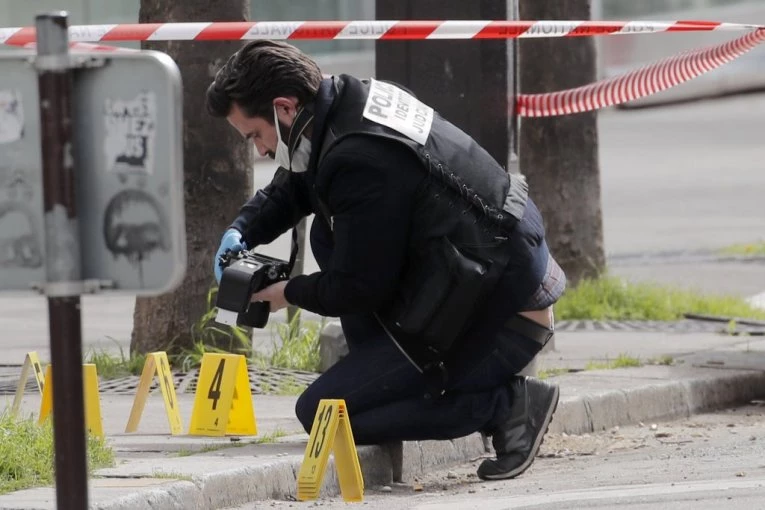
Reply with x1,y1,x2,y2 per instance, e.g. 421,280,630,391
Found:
206,40,323,120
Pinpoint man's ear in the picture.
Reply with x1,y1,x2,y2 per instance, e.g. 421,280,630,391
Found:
272,97,299,126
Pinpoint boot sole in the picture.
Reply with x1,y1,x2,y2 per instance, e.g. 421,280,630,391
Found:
480,383,560,480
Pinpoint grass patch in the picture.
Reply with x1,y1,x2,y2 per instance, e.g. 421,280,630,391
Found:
174,288,324,374
150,470,193,481
172,443,241,457
198,441,246,453
555,275,765,321
719,241,765,257
85,342,146,380
172,340,233,374
173,287,253,372
0,412,114,494
252,427,290,444
585,353,643,371
537,368,572,380
260,376,308,396
647,355,675,366
262,311,324,373
173,442,243,458
173,428,291,457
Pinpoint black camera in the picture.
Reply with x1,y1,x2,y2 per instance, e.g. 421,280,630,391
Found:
215,250,291,328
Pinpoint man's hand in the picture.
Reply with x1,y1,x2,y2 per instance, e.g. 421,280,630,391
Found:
214,228,247,283
251,280,290,312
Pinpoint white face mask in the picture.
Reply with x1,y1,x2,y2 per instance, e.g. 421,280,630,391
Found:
272,105,312,173
273,106,291,169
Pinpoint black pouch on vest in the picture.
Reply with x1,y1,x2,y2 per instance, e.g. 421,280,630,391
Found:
387,236,488,354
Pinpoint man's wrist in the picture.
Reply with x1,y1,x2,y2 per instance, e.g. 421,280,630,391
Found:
283,276,303,307
283,277,296,303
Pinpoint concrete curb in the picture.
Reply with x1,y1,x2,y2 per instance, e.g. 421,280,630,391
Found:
93,437,486,510
551,369,765,436
81,368,765,510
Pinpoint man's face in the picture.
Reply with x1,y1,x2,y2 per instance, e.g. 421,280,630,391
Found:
227,103,279,159
226,100,297,160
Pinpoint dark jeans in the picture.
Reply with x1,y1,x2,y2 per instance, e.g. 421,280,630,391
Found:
294,218,545,445
295,313,542,445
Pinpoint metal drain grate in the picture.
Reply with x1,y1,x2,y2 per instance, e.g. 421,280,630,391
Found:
96,372,194,395
0,379,38,395
184,366,319,395
0,366,319,396
555,319,764,334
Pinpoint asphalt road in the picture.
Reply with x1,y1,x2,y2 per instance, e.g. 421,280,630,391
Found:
599,93,765,257
229,405,765,510
598,93,765,298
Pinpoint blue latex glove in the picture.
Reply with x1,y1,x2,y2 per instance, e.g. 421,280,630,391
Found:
214,228,247,283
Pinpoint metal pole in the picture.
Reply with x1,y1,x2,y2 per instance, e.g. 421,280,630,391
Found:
35,12,89,510
287,218,307,325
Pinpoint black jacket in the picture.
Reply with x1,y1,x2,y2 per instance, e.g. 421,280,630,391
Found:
231,75,555,365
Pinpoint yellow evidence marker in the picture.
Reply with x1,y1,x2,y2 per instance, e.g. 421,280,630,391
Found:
125,352,183,435
297,399,364,502
188,353,257,436
11,351,45,416
38,363,104,438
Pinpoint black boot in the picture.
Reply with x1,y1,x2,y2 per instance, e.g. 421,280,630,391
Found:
477,376,559,480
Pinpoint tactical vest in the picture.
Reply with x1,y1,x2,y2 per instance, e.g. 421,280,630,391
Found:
314,75,529,367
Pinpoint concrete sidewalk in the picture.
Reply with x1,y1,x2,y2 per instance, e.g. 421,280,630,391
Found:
1,328,765,510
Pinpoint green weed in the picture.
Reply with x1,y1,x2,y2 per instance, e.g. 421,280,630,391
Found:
174,289,324,373
173,286,252,372
150,470,193,481
555,275,765,321
647,355,675,366
85,342,146,380
585,353,643,371
172,429,292,457
537,368,572,380
719,241,765,257
265,311,324,372
274,377,307,396
0,412,113,494
252,427,289,444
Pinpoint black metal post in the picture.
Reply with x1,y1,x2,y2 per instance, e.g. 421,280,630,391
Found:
35,12,88,510
287,218,307,325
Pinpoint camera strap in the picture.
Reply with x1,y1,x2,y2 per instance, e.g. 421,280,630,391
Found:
288,227,299,275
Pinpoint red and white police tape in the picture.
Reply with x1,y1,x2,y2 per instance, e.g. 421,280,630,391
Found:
18,41,137,52
0,20,762,44
2,20,763,117
517,27,765,117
